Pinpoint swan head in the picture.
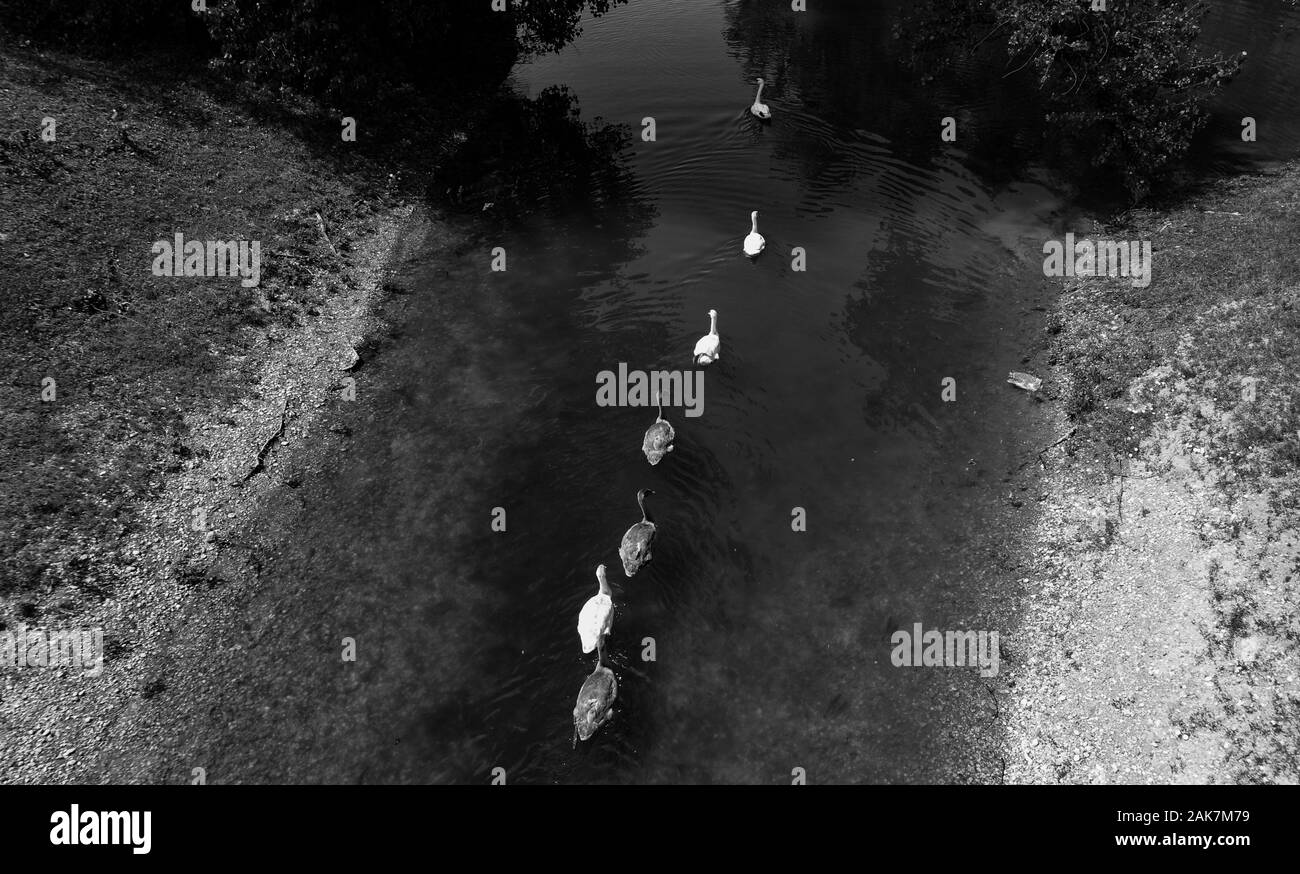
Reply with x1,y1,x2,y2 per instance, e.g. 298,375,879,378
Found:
708,308,717,318
596,563,607,581
750,210,758,221
756,78,765,86
637,488,655,501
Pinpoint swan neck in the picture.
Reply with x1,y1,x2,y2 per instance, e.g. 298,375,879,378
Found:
709,312,718,334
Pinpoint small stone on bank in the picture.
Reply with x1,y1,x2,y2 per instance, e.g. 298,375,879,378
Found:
1008,371,1043,392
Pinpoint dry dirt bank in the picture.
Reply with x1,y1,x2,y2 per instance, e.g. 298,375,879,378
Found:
1002,167,1300,784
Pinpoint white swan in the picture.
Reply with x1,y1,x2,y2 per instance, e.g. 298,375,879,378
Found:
743,211,765,257
750,78,771,120
577,564,614,663
693,309,720,366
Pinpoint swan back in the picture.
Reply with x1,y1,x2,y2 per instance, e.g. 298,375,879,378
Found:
619,489,656,576
619,521,656,576
693,309,720,365
573,665,618,744
577,565,614,652
642,422,675,465
743,212,765,257
641,391,675,464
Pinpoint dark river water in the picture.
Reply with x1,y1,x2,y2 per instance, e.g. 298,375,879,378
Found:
226,0,1299,784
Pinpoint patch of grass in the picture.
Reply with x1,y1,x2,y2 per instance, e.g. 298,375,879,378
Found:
0,40,405,603
1052,164,1300,488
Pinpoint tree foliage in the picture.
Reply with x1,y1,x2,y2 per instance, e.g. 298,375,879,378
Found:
206,0,623,106
904,0,1243,201
3,0,624,108
0,0,200,51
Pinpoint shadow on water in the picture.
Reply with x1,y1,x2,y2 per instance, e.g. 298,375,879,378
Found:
156,81,662,784
388,86,678,783
1187,0,1300,178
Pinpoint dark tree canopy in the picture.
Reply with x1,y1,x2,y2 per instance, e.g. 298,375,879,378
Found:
206,0,625,106
1,0,626,107
903,0,1243,201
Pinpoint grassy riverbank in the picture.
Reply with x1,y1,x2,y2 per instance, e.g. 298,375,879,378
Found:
0,40,442,781
0,40,408,611
1004,164,1300,783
